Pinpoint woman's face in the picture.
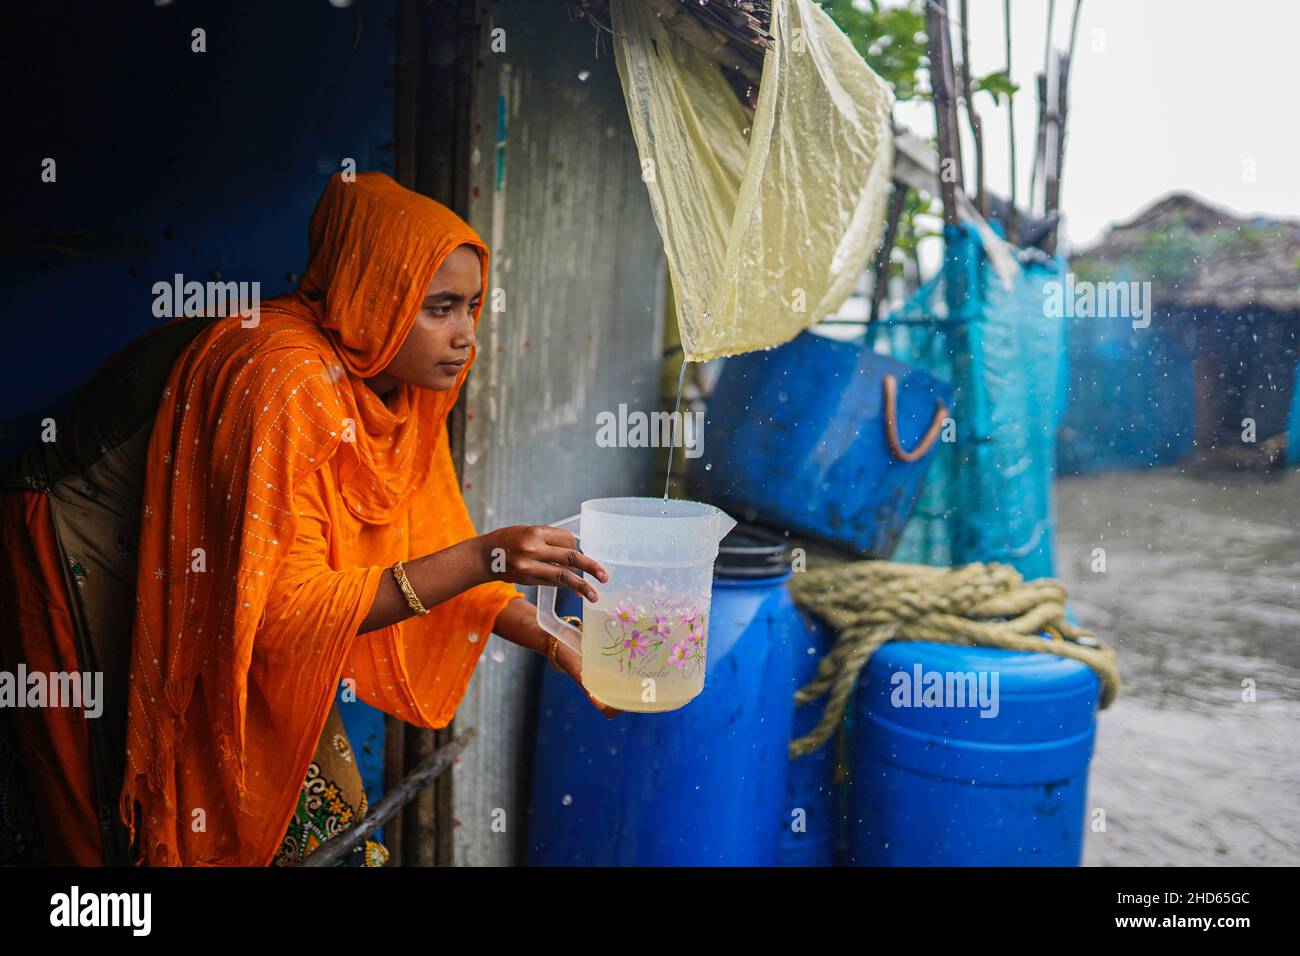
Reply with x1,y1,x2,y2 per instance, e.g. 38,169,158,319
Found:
366,244,483,396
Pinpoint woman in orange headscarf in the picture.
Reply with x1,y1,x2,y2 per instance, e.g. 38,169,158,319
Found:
0,172,613,867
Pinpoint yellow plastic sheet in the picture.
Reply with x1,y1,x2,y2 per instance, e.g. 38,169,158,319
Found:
610,0,895,361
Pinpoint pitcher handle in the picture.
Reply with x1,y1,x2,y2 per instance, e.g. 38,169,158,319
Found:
535,513,583,654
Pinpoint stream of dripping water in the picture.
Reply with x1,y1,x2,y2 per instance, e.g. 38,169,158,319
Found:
662,361,688,512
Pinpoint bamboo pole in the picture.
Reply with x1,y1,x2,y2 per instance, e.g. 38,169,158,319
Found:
1067,0,1084,61
1031,70,1048,215
926,1,961,227
958,0,986,217
1044,0,1083,253
938,4,966,196
1003,0,1019,244
869,183,908,324
1043,50,1067,254
1029,0,1055,215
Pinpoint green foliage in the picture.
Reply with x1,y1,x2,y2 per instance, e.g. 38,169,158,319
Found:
1214,224,1276,253
817,0,929,102
973,68,1019,104
1071,257,1114,285
1135,224,1200,284
891,186,940,279
818,0,939,294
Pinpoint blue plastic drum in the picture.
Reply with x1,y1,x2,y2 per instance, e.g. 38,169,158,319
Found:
845,640,1100,866
779,610,839,866
688,329,954,558
526,526,800,865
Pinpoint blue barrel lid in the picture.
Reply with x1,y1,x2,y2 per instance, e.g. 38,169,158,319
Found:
714,523,789,579
871,640,1099,697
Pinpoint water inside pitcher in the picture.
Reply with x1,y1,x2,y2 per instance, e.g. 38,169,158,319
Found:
537,497,737,713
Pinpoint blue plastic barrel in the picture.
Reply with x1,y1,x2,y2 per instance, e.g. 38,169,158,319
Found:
689,329,954,558
779,610,839,866
846,640,1100,866
526,526,800,865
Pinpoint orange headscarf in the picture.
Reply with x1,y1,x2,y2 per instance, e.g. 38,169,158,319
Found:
120,172,521,865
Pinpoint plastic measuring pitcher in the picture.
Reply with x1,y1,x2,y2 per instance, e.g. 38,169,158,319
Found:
537,497,737,713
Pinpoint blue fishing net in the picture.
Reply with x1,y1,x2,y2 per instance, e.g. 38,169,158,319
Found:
1056,261,1197,474
867,223,1066,581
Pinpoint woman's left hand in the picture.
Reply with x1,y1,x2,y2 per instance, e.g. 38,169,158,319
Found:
552,636,620,720
491,598,620,720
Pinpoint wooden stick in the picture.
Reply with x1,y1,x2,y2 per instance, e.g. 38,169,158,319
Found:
1044,50,1068,254
1067,0,1084,61
1031,70,1048,215
938,5,966,195
1045,0,1083,253
958,0,986,217
870,183,908,324
300,727,477,867
926,2,961,227
1043,0,1056,69
1003,0,1019,245
1029,0,1054,214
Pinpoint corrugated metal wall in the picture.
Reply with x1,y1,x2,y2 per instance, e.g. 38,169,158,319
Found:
451,0,667,866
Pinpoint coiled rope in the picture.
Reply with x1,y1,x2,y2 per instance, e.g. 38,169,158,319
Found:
786,560,1120,760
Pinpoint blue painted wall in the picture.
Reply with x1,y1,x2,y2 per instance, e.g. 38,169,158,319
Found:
1,0,398,803
2,0,396,471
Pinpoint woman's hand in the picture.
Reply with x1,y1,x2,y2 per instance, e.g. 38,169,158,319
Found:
491,597,619,720
476,525,608,603
553,635,620,720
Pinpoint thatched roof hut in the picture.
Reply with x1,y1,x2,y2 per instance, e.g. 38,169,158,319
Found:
1072,192,1300,314
1065,193,1300,472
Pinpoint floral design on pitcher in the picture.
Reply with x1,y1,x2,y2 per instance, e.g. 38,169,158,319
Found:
610,600,644,628
601,595,708,677
666,642,693,670
623,630,651,660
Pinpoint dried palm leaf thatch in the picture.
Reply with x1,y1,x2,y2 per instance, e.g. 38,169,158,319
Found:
567,0,773,104
1073,193,1300,313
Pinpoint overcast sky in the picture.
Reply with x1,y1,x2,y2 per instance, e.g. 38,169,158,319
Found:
888,0,1300,251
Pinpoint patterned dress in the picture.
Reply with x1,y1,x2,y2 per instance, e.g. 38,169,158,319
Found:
272,705,388,868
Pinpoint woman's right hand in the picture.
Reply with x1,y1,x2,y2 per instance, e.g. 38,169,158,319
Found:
554,635,620,720
476,525,609,603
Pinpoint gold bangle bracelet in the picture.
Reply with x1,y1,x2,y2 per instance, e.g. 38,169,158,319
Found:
391,560,429,616
549,617,582,672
